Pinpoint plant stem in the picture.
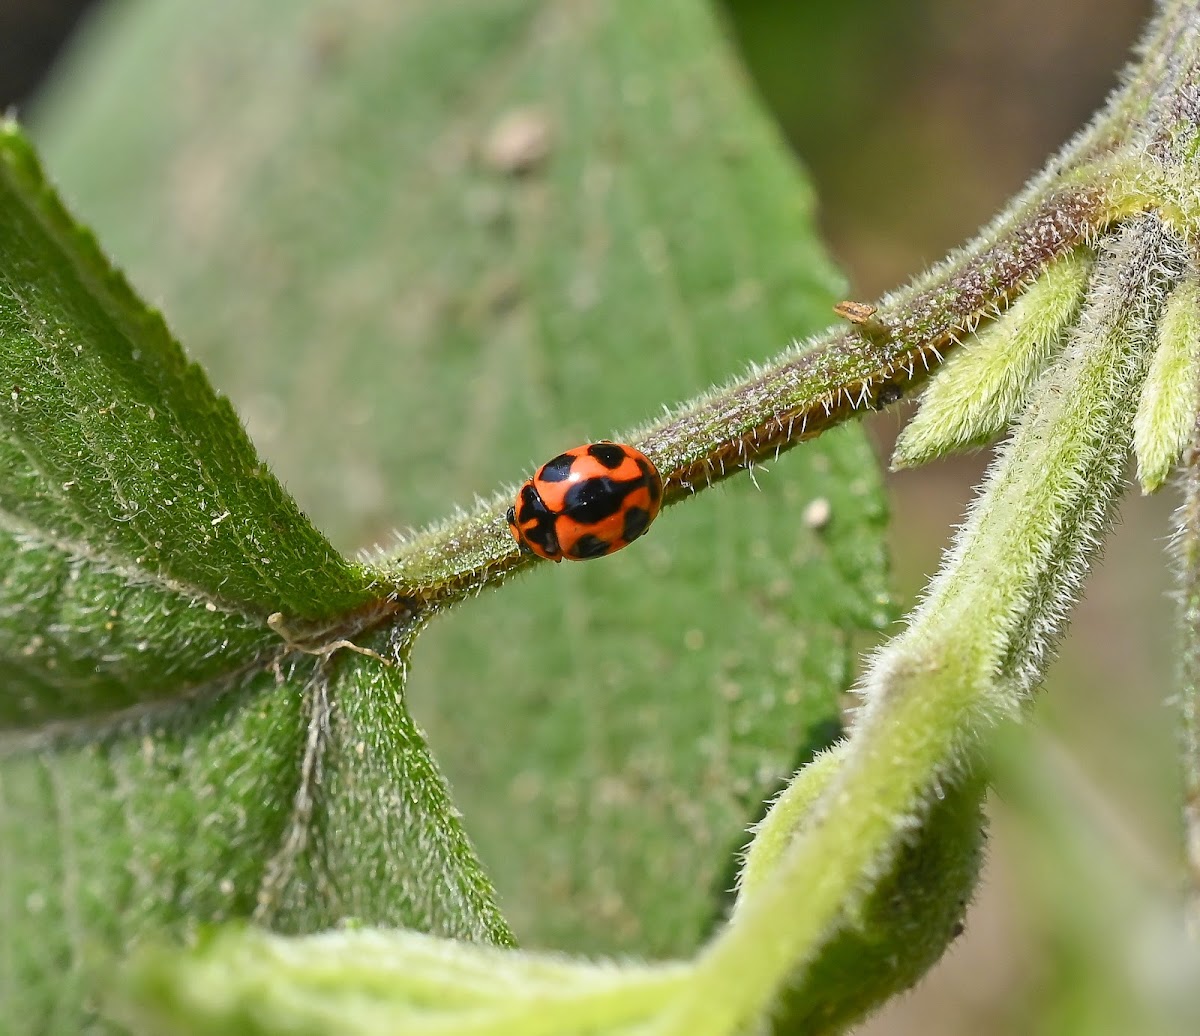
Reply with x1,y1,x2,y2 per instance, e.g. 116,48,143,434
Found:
655,214,1184,1036
375,2,1200,608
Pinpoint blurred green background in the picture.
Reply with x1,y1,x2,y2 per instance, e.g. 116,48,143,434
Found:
7,0,1188,1032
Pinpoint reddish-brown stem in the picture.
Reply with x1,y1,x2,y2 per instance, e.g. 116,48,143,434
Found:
647,185,1109,502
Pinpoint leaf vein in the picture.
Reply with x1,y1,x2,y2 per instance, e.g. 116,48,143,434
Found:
254,666,331,925
0,655,281,756
0,504,253,619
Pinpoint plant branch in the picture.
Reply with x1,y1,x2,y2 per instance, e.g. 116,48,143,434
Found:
375,184,1111,607
348,4,1200,620
104,3,1200,1033
655,213,1185,1036
366,4,1200,611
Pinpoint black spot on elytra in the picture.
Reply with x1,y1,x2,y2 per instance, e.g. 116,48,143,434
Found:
536,452,577,482
635,458,662,502
568,534,612,559
517,483,560,556
517,482,547,518
622,506,650,542
506,506,516,525
526,524,560,557
563,476,630,522
586,442,626,468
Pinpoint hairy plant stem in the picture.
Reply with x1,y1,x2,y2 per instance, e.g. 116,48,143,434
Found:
656,215,1185,1036
276,0,1200,1014
366,0,1200,613
110,2,1200,1033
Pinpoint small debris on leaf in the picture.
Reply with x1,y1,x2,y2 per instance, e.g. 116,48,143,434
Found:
481,109,553,176
833,300,878,324
803,497,832,530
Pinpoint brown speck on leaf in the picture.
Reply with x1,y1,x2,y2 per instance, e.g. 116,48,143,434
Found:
306,17,347,73
833,300,878,324
834,299,892,346
482,271,523,316
465,271,523,324
481,108,553,176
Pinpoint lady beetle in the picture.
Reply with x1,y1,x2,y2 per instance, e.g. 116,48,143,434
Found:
507,442,663,562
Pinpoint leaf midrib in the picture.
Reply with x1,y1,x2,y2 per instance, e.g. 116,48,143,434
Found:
0,653,277,754
0,500,254,619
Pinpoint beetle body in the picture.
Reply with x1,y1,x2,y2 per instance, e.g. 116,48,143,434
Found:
506,442,663,562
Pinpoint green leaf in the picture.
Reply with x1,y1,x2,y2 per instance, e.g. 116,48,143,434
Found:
893,249,1092,470
1133,276,1200,493
36,0,890,958
0,123,510,1031
0,124,374,731
108,742,982,1036
735,744,984,1033
114,925,692,1036
746,778,983,1033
